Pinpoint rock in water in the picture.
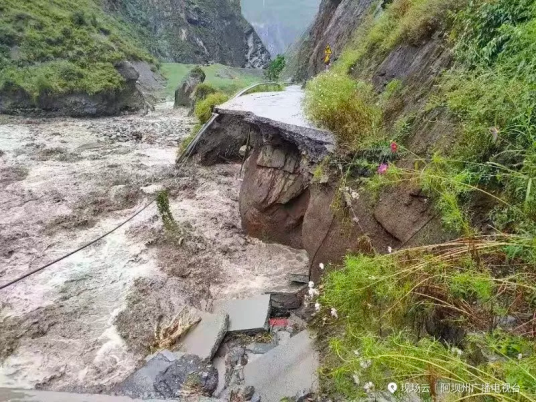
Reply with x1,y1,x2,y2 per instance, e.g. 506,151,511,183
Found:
175,67,206,108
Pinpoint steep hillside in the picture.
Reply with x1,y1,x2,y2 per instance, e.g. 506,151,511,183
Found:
297,0,536,399
287,0,375,81
104,0,270,68
241,0,320,55
0,0,161,116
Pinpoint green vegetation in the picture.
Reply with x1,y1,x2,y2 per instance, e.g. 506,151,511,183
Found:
192,83,218,103
156,190,177,233
306,0,536,400
304,72,382,150
194,92,230,124
264,55,286,81
318,237,536,400
0,0,154,97
334,0,462,74
243,83,285,95
161,63,264,99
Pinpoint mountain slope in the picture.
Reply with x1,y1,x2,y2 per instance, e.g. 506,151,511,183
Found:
299,0,536,398
104,0,271,68
0,0,155,100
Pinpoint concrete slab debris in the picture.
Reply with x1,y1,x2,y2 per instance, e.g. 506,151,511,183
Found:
213,295,270,333
178,311,229,361
114,351,176,399
266,287,305,315
0,388,163,402
0,388,222,402
115,352,218,399
288,273,309,284
244,330,319,402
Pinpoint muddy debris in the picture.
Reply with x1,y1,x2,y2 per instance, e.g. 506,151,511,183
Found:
0,165,29,185
0,104,309,394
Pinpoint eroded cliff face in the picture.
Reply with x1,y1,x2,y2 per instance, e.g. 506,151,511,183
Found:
105,0,270,68
289,0,375,81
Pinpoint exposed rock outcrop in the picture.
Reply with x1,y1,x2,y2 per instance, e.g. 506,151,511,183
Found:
174,66,206,108
289,0,375,81
240,145,310,249
0,61,163,117
104,0,270,68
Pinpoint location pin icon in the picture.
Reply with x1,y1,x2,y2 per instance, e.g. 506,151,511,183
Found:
388,382,398,394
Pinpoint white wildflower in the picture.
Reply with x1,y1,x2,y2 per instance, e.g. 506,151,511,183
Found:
351,191,359,200
360,359,372,369
330,308,338,319
308,281,315,288
518,353,523,360
451,347,463,357
308,287,319,297
315,302,321,312
319,262,325,270
352,374,360,386
387,246,393,254
353,350,360,357
363,381,375,393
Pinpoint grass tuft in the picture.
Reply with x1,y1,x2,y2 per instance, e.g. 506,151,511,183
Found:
304,72,383,151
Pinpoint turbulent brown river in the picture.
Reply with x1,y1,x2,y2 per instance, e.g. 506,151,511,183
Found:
0,104,308,392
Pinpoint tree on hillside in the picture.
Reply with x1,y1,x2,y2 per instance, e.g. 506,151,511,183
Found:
264,55,286,81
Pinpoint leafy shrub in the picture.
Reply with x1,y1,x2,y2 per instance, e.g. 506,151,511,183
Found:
194,92,229,124
192,83,217,102
70,11,87,26
264,55,286,81
304,72,382,150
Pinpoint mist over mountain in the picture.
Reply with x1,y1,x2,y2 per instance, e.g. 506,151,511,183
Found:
241,0,320,56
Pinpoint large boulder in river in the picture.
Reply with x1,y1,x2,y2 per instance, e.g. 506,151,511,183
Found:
174,66,206,108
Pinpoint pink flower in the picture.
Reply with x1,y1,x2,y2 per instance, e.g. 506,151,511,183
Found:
377,163,389,175
390,142,398,153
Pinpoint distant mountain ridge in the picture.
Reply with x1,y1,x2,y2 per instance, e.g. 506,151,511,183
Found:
105,0,271,68
241,0,321,56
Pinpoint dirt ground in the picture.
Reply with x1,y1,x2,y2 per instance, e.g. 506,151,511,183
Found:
0,104,308,392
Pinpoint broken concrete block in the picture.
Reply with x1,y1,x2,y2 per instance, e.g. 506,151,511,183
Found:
0,388,186,402
244,330,319,402
214,295,270,333
178,311,229,361
288,273,309,284
267,288,305,316
114,351,176,399
154,354,218,398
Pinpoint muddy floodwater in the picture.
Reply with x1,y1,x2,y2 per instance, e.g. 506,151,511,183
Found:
0,105,308,392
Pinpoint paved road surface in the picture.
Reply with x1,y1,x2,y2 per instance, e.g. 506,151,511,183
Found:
218,86,318,130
